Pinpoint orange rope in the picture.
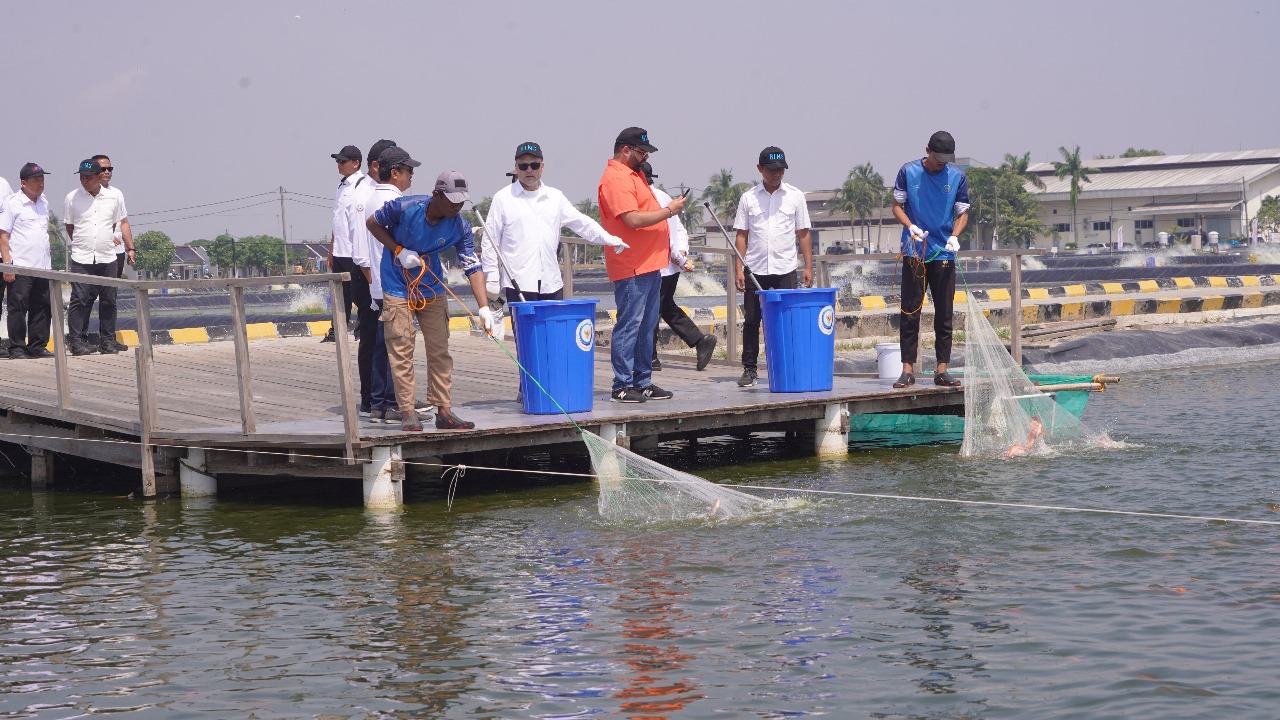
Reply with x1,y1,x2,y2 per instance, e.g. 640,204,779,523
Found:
392,247,441,311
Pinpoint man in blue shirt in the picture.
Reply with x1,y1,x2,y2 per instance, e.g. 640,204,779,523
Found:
890,130,969,388
366,168,494,431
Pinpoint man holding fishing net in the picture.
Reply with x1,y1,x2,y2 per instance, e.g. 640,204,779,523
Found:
366,168,494,431
890,130,969,389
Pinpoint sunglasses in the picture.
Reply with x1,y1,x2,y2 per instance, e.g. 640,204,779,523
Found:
99,166,114,172
393,165,414,176
517,162,542,171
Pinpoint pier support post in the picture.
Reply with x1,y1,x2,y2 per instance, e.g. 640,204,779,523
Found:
180,448,218,497
591,424,626,484
364,445,403,509
815,403,850,457
28,447,51,489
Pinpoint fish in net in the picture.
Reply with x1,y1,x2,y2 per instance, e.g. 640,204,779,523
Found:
960,291,1107,458
583,431,768,522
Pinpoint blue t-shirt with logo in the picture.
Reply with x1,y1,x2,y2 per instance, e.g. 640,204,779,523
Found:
372,195,482,299
894,160,969,261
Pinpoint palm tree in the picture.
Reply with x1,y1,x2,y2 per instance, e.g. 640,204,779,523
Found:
1051,145,1098,248
827,164,883,251
701,169,750,228
47,210,68,270
1001,152,1046,190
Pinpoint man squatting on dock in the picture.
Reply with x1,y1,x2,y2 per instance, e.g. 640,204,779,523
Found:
891,130,968,389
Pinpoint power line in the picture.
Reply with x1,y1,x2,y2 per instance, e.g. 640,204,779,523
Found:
284,190,331,202
130,199,279,227
283,197,331,209
129,192,277,217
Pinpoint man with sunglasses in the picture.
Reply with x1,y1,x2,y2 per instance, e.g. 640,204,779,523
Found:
93,156,134,280
597,127,686,403
324,144,366,343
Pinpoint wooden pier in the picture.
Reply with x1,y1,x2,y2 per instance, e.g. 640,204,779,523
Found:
0,263,974,508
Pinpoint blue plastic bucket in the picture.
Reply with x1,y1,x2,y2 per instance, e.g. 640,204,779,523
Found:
759,288,837,392
510,299,599,414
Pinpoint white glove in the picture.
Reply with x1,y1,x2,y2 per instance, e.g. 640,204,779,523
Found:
607,236,630,254
478,306,495,334
909,224,926,240
945,236,960,253
486,281,501,297
397,248,422,268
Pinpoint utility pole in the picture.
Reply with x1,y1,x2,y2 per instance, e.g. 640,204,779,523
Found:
279,186,290,275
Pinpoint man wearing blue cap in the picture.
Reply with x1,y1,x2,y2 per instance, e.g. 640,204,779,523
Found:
890,130,969,388
64,159,128,355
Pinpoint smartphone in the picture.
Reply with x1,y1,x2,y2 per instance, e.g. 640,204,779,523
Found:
680,188,692,198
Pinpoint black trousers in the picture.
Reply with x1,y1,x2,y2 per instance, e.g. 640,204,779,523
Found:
899,257,956,365
351,269,376,407
653,273,704,357
67,260,118,345
331,256,358,323
0,278,8,340
116,252,127,278
7,275,50,354
742,269,796,369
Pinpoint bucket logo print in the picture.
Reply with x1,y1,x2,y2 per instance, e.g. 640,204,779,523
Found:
818,305,835,335
576,319,594,351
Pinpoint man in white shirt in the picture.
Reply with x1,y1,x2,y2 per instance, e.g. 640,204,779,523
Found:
482,141,627,305
65,159,128,356
346,139,397,415
358,145,417,424
324,144,367,342
0,174,12,349
732,146,813,388
94,155,133,352
0,164,54,359
642,162,717,371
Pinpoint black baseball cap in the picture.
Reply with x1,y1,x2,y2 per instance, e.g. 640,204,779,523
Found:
378,146,421,169
19,163,48,180
759,146,788,169
640,161,657,185
928,131,956,163
331,145,362,163
368,139,396,166
515,141,543,159
77,159,105,175
615,127,657,153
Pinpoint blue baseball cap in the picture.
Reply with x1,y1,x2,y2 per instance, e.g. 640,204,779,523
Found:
77,159,105,175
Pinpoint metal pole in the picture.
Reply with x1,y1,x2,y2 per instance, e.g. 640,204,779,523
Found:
1010,250,1023,367
280,186,291,275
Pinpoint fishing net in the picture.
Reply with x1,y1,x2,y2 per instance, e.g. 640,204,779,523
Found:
960,292,1106,458
582,431,767,521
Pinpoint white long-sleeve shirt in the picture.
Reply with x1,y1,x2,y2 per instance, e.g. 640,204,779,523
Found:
360,184,402,300
651,186,690,277
481,181,621,295
331,170,366,258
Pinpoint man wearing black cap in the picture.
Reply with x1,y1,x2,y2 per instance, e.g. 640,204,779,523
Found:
597,127,687,403
732,146,813,388
64,159,128,355
641,161,717,371
0,164,54,359
890,130,969,388
325,144,366,343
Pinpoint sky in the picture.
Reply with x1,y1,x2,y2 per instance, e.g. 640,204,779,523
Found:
5,0,1275,244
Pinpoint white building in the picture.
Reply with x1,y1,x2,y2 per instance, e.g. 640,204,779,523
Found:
1025,149,1280,249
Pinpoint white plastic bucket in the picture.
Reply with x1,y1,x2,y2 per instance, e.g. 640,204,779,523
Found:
875,342,901,379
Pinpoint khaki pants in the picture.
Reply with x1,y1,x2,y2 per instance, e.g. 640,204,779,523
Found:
381,295,453,413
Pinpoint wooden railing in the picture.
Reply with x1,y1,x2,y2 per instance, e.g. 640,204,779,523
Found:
0,264,356,495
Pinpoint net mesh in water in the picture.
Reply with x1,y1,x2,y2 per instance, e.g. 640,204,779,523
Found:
960,292,1106,458
583,431,767,521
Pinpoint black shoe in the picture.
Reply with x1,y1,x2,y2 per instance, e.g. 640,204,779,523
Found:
641,384,673,400
737,367,757,387
27,348,53,359
934,371,962,387
651,357,663,371
320,328,336,343
358,403,371,417
9,347,28,360
892,372,915,388
695,335,717,371
111,340,129,352
70,343,96,356
98,343,120,355
435,411,475,430
610,387,646,403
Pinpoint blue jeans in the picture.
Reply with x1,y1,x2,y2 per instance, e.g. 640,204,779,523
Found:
371,299,397,409
610,271,661,392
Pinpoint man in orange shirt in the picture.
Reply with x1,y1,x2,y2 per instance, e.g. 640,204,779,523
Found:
597,127,687,403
